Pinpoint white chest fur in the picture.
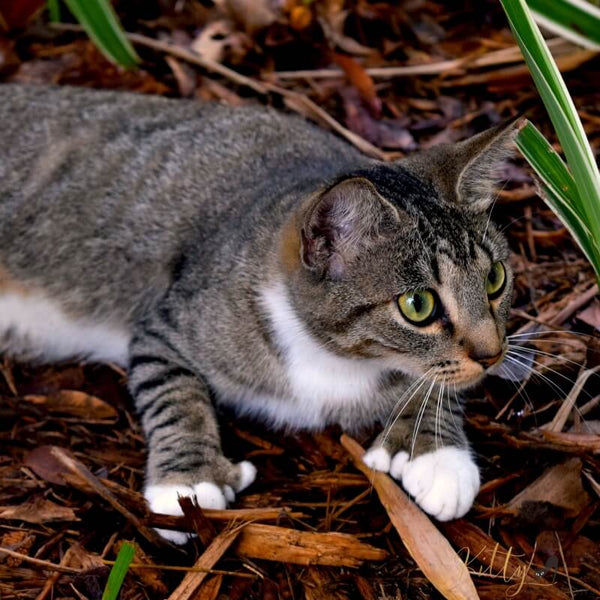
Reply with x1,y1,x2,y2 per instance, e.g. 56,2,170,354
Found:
253,280,385,429
0,291,130,365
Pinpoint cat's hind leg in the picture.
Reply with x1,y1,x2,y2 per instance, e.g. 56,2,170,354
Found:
363,388,479,521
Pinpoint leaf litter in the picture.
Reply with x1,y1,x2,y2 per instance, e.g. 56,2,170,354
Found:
1,0,600,598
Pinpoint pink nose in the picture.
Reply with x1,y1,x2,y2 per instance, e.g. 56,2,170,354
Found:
470,350,503,368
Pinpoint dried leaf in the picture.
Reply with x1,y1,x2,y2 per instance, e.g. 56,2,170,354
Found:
0,497,78,524
24,445,71,486
220,0,277,35
577,299,600,331
334,53,380,115
23,390,118,421
191,20,234,63
506,458,592,526
341,435,479,600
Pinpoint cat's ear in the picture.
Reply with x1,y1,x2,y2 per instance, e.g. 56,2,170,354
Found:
454,117,525,211
300,177,401,280
402,117,524,213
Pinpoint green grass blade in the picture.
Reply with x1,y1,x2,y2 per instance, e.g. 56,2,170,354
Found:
517,37,600,204
517,121,581,213
516,122,600,267
538,182,600,268
500,0,600,283
101,542,135,600
528,0,600,49
501,0,592,150
63,0,139,68
48,0,62,23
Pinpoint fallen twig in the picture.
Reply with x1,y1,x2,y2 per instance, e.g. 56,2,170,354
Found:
50,24,389,160
48,447,164,546
167,528,242,600
0,546,80,575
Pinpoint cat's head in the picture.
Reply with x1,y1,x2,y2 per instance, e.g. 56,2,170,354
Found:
282,119,523,389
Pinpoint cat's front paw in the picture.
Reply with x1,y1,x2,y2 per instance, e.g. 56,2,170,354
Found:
145,461,256,544
400,447,480,521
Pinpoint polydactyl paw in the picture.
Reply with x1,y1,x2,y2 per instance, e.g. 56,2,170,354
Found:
145,461,256,544
363,445,480,521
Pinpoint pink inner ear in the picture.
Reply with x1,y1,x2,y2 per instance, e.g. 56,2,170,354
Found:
328,253,346,281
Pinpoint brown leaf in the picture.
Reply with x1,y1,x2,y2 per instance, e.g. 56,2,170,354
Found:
505,458,592,527
0,497,78,524
0,0,45,29
289,5,312,31
334,53,381,115
0,531,35,567
23,390,118,421
577,300,600,331
221,0,277,35
24,445,71,486
341,435,479,600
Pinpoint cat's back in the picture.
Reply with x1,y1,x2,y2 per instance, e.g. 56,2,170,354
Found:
0,84,363,328
0,84,362,247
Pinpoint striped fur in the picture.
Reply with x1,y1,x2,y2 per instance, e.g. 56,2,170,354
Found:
0,84,519,530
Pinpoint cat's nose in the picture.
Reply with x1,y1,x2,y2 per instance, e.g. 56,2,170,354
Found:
470,349,503,368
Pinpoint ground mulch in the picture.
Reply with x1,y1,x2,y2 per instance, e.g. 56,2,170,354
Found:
1,1,600,598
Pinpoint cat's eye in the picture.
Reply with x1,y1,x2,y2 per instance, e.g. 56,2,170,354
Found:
397,289,437,326
486,261,506,299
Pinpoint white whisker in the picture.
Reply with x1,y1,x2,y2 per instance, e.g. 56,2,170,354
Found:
410,376,437,458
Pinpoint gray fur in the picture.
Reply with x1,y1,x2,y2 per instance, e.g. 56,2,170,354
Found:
0,84,516,502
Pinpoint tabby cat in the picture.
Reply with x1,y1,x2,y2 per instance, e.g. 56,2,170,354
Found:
0,84,517,543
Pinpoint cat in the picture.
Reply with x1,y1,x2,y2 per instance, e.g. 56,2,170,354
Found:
0,84,517,543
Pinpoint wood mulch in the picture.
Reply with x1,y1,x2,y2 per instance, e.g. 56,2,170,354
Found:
1,1,599,598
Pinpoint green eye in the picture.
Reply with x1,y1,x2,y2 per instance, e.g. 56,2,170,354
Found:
398,289,437,325
486,261,506,298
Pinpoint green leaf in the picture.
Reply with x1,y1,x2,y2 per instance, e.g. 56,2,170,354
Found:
62,0,139,68
528,0,600,49
101,542,135,600
48,0,62,23
500,0,600,284
516,121,600,267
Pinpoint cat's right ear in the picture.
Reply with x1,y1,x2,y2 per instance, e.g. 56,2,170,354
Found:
300,177,400,280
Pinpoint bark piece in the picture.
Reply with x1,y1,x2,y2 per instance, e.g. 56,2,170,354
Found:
235,523,387,567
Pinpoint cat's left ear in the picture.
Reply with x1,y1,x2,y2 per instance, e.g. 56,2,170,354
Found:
454,117,525,211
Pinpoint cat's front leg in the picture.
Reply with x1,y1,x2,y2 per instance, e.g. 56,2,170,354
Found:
129,330,256,544
363,395,479,521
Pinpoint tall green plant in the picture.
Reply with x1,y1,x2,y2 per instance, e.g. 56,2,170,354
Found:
50,0,139,68
500,0,600,284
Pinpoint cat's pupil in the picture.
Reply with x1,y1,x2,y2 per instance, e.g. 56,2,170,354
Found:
413,294,423,312
488,269,496,284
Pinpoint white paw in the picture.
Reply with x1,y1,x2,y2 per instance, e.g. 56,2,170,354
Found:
237,461,257,491
389,450,409,480
363,447,391,472
145,481,227,544
401,447,480,521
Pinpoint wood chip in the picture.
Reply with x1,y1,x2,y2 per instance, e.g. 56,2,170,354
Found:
234,523,387,567
167,528,240,600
